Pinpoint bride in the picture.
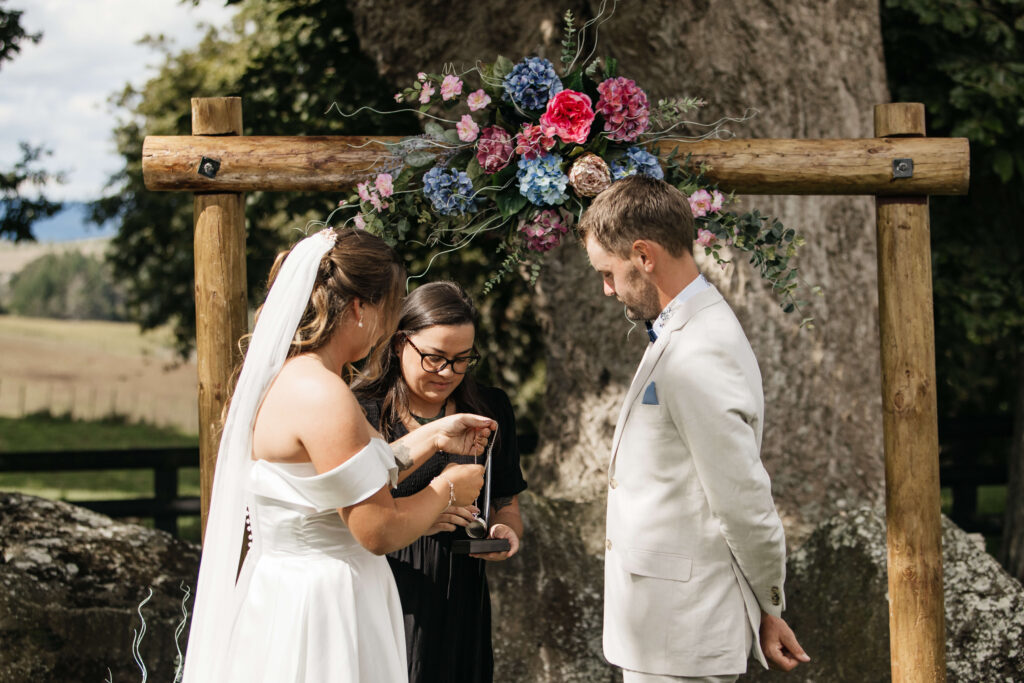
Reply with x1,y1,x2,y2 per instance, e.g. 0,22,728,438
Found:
182,227,494,682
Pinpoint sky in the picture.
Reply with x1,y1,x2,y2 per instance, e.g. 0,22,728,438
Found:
0,0,238,202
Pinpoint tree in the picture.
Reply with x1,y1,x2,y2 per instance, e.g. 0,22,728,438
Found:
881,0,1024,580
0,1,62,241
7,251,126,320
93,0,545,430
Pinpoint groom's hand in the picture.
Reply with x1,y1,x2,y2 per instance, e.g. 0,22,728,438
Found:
759,613,810,671
425,505,479,535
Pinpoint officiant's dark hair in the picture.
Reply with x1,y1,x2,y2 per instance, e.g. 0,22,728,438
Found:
352,281,494,442
578,175,694,257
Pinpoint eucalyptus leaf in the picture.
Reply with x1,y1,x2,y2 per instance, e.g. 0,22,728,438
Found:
405,151,437,168
443,128,462,145
424,121,445,139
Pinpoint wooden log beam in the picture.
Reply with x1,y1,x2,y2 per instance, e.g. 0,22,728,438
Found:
875,103,947,682
191,97,249,541
142,135,969,196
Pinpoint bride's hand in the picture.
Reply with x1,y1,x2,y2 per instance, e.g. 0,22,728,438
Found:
439,462,484,506
431,414,496,456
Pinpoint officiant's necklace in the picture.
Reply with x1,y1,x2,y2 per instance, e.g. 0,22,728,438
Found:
410,399,448,426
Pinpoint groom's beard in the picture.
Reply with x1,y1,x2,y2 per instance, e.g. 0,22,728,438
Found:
621,266,662,322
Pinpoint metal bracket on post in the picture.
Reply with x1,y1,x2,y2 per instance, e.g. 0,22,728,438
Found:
198,156,221,179
892,158,914,179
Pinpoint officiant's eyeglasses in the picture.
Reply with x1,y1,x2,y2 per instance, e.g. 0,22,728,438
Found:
403,336,480,374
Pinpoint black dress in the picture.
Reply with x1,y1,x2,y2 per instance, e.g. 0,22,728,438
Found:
359,385,528,683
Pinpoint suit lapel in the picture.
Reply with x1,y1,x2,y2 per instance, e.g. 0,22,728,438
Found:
609,286,724,472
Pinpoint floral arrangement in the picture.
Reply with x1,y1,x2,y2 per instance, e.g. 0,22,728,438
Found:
335,11,813,322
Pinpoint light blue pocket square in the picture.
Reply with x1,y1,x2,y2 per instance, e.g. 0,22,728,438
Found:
641,381,659,405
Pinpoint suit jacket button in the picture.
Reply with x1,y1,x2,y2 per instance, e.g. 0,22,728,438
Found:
605,539,612,551
609,478,618,489
770,587,781,605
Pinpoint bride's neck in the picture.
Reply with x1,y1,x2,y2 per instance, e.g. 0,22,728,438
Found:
309,328,358,375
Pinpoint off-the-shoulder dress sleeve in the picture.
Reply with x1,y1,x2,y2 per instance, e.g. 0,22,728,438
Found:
249,438,399,512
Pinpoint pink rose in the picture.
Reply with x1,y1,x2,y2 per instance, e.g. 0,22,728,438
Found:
419,82,435,104
711,190,724,212
539,90,595,145
467,89,491,111
689,189,713,218
356,181,373,203
696,228,717,248
440,74,463,101
457,114,480,142
394,92,404,103
375,173,394,198
476,126,514,174
353,214,367,229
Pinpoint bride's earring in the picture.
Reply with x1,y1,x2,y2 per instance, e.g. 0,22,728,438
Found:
358,316,364,328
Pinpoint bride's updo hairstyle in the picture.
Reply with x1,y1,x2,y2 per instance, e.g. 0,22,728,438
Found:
260,227,405,379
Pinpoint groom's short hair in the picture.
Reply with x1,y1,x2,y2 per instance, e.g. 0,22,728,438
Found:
578,175,694,258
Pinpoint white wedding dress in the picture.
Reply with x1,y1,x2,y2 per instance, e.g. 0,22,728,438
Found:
182,229,408,683
221,439,407,682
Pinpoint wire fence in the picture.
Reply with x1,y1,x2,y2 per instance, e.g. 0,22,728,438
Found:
0,377,199,434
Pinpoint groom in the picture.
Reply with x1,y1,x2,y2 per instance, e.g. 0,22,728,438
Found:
578,176,809,682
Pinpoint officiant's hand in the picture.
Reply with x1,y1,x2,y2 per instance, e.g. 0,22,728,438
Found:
425,504,479,535
470,523,519,561
431,414,496,456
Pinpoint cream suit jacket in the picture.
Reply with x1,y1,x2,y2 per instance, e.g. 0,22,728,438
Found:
602,286,786,678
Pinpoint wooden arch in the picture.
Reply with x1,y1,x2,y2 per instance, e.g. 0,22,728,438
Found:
143,97,968,682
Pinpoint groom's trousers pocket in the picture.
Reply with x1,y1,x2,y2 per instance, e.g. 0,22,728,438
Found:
621,548,693,582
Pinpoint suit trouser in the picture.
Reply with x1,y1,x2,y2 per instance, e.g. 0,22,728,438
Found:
621,672,738,682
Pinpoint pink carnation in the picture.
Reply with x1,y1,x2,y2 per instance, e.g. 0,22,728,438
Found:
689,189,714,218
457,114,480,142
539,90,595,145
519,209,571,252
440,74,463,101
467,89,491,111
696,228,717,248
595,77,651,142
476,126,514,174
375,172,394,198
419,81,435,104
515,123,557,160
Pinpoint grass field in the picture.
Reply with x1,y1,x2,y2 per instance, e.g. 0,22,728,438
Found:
0,314,200,433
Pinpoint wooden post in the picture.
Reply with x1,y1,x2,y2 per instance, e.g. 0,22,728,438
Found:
192,97,248,541
875,102,946,681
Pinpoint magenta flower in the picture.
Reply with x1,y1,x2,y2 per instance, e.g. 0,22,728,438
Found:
457,114,480,142
515,123,557,160
595,77,651,142
696,228,717,248
539,89,595,144
441,74,463,101
476,126,514,174
375,173,394,198
467,89,491,111
689,189,713,218
419,81,435,104
519,209,571,252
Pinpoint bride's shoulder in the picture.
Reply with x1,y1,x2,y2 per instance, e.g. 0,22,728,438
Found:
270,356,359,411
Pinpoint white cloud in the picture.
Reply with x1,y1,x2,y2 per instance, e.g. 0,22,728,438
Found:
0,0,237,200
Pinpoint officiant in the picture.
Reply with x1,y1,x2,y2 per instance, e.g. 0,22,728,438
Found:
353,280,527,683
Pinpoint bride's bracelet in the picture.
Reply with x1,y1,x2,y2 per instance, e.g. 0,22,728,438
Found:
434,476,455,508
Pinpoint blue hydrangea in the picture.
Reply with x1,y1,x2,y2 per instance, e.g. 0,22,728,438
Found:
517,154,569,206
421,166,478,215
502,57,564,111
610,146,665,181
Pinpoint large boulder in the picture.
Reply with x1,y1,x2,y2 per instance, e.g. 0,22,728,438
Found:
747,506,1024,682
0,492,200,682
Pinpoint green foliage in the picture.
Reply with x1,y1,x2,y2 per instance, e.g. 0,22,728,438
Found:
0,4,62,241
882,0,1024,414
7,250,126,320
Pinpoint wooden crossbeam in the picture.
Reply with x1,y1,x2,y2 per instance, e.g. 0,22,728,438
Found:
142,135,969,196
